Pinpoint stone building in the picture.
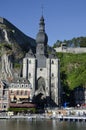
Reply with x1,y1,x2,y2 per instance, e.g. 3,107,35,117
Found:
8,78,35,108
22,16,61,107
0,80,9,111
0,78,34,111
0,16,61,110
9,78,31,103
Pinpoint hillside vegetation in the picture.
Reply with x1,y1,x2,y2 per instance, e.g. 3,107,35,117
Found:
53,36,86,47
57,52,86,91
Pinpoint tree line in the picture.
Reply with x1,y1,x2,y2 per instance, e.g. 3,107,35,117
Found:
53,36,86,48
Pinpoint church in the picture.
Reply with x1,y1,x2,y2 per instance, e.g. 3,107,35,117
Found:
22,15,61,107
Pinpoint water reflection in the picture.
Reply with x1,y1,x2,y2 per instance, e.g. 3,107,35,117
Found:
0,119,86,130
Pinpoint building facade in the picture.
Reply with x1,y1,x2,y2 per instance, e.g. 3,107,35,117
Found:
0,16,61,111
23,16,61,106
0,78,34,111
0,80,9,111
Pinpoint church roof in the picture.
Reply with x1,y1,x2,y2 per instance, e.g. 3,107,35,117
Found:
25,49,35,58
36,15,48,45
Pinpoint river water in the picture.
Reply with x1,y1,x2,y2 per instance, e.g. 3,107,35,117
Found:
0,119,86,130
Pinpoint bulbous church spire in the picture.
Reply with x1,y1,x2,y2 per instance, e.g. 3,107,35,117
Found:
36,16,48,57
36,15,48,45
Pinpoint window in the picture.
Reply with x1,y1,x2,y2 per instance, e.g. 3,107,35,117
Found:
25,91,27,95
17,84,20,88
21,84,24,87
52,60,54,64
16,90,19,95
29,73,31,77
40,68,43,71
21,91,23,95
52,73,54,77
25,84,28,87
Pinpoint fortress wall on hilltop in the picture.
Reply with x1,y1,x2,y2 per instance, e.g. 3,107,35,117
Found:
55,47,86,53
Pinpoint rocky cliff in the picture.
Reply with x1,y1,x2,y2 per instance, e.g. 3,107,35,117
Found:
0,17,36,52
0,17,36,80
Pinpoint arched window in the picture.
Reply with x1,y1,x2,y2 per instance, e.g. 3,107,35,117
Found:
52,73,54,77
29,73,31,77
52,60,54,64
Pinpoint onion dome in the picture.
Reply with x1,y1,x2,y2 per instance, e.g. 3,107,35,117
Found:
36,16,48,45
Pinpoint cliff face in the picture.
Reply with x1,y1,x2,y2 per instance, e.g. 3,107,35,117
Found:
0,17,36,80
0,17,36,52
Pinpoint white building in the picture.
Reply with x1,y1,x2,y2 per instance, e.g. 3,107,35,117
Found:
22,16,61,107
55,43,86,53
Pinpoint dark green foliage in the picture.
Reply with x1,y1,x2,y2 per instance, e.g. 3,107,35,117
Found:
0,42,12,50
57,52,86,105
14,63,21,68
53,40,62,48
8,107,36,113
53,36,86,47
57,52,86,90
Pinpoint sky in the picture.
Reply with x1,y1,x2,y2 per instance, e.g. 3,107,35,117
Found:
0,0,86,46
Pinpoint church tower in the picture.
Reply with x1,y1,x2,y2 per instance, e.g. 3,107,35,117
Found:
22,15,61,107
36,16,48,68
36,15,48,56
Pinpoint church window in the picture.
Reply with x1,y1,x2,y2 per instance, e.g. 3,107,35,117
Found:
40,68,43,71
52,73,54,77
52,60,54,64
29,73,31,77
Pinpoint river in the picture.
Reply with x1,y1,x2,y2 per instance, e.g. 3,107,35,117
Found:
0,119,86,130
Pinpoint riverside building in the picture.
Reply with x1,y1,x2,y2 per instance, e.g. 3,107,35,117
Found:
22,16,61,107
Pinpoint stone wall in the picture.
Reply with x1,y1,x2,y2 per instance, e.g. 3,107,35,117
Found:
55,47,86,53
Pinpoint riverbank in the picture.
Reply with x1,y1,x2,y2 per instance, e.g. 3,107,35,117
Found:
0,113,86,122
0,108,86,122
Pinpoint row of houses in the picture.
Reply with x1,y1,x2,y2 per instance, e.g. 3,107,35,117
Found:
0,78,35,111
0,77,86,111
